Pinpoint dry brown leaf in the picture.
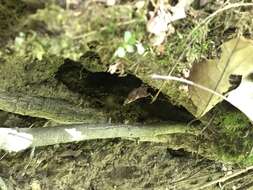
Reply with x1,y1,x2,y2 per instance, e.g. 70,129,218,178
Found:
124,85,149,105
189,37,253,118
108,61,126,77
147,5,171,35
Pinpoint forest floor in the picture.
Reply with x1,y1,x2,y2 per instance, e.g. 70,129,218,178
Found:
1,0,253,189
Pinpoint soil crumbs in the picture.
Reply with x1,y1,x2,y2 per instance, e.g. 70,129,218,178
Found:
1,140,228,190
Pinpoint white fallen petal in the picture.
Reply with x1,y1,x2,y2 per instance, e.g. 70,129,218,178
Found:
135,0,145,9
125,44,135,53
170,6,186,21
170,0,194,21
151,32,167,46
106,0,116,6
147,9,172,35
114,47,126,58
108,64,118,74
136,42,145,55
15,37,25,46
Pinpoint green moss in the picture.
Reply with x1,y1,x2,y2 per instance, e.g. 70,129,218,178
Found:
205,108,253,164
12,31,87,61
0,0,43,47
242,154,253,165
214,110,250,136
0,53,63,89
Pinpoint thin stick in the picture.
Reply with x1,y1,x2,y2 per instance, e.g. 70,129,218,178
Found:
151,74,228,101
194,165,253,190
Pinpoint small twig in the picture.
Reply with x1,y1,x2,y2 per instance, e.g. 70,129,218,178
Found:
151,74,228,101
151,74,253,119
0,152,7,161
194,165,253,190
197,2,253,30
170,164,215,184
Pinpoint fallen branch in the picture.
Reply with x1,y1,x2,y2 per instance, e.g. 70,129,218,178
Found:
0,90,107,124
0,122,198,152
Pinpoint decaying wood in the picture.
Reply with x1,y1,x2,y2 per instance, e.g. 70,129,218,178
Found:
0,90,200,152
0,90,107,124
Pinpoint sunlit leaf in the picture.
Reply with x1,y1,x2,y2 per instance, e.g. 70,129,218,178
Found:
124,31,136,45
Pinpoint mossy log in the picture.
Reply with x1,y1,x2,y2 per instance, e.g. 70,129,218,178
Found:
0,90,107,124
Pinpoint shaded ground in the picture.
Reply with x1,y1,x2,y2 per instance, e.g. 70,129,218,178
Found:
0,140,227,190
1,138,253,190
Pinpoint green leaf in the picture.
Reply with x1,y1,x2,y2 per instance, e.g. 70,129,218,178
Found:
124,31,136,45
124,31,132,42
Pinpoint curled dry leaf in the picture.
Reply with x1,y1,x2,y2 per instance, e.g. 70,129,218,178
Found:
147,7,171,36
189,37,253,121
106,0,116,6
150,32,167,46
170,0,191,21
108,61,126,77
147,0,193,46
124,85,150,105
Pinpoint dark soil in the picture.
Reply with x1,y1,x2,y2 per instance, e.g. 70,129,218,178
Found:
0,139,224,190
